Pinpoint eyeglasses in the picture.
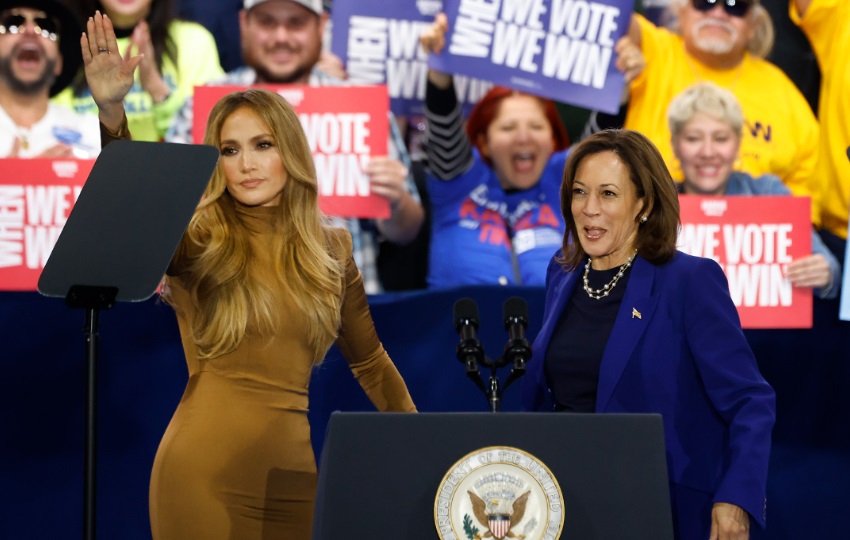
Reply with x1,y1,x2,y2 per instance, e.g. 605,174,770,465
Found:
690,0,753,18
0,10,60,42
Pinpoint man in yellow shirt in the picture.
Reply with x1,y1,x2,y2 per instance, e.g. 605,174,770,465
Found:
600,0,822,226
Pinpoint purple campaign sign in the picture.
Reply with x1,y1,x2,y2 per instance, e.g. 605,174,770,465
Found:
331,0,492,117
430,0,634,114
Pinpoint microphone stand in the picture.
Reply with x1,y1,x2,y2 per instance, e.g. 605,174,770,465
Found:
458,336,529,413
454,297,531,412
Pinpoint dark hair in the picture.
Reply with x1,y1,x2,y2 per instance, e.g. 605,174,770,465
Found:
464,86,569,167
559,129,680,270
72,0,177,94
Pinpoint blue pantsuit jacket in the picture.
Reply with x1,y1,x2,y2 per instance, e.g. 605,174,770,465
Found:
522,251,776,531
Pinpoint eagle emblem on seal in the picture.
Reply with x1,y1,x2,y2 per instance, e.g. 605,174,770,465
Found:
467,488,531,539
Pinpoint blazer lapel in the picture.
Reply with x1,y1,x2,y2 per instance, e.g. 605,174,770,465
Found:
533,267,580,360
596,256,659,412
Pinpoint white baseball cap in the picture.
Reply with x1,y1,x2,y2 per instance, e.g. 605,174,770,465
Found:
243,0,323,15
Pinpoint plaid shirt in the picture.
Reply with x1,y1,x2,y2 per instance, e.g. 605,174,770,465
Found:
166,66,418,293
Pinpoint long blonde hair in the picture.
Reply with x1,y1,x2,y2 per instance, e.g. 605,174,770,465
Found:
165,89,344,361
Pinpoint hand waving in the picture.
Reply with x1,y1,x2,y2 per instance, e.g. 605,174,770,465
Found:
80,11,142,129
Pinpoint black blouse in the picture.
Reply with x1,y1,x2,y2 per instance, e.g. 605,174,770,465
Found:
544,263,633,412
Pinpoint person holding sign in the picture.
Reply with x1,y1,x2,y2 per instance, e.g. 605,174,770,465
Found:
589,0,822,230
419,13,570,287
81,12,416,539
669,81,840,299
523,129,775,540
0,0,100,157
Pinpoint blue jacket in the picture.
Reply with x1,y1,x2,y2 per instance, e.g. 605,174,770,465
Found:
522,251,776,528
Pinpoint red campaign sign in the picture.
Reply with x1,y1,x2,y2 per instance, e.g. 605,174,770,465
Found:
678,195,812,329
193,85,390,219
0,159,94,291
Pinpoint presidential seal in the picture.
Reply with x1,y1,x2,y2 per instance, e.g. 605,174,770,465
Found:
434,446,564,540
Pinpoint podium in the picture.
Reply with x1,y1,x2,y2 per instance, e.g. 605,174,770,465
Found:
313,412,673,539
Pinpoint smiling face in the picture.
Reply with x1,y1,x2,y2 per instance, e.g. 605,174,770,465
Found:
678,0,754,59
479,94,556,190
0,7,61,96
673,111,740,195
99,0,153,28
571,151,645,270
240,0,326,84
219,106,288,207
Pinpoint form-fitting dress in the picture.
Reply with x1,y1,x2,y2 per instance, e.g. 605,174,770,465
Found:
148,204,416,539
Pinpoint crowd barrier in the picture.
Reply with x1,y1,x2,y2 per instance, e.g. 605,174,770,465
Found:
1,286,848,539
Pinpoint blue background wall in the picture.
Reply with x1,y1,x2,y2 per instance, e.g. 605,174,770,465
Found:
1,287,849,538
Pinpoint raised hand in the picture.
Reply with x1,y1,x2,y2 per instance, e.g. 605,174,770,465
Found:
419,13,452,89
614,35,645,85
80,11,142,130
419,12,448,56
316,51,348,80
130,20,171,104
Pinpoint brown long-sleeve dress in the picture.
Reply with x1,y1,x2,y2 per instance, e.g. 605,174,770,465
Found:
148,203,416,539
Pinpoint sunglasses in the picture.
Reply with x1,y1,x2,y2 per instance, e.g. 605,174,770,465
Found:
0,10,60,42
690,0,753,18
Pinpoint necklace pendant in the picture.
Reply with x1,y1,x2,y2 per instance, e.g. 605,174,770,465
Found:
20,138,29,150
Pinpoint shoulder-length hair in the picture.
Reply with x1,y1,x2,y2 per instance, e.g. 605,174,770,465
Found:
165,88,343,362
559,129,680,270
465,86,570,167
667,81,744,139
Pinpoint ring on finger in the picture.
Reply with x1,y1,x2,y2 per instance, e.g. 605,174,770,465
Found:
98,48,109,53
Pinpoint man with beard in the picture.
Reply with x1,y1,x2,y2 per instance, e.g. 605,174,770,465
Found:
0,0,99,157
163,0,424,294
588,0,821,228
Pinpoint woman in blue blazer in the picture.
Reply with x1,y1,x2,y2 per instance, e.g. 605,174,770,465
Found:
522,130,775,540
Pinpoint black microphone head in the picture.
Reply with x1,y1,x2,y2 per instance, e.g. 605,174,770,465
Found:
454,297,479,330
503,296,529,327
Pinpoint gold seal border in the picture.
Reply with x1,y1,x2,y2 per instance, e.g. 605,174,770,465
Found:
433,445,565,540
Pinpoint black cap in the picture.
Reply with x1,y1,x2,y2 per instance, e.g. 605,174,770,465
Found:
0,0,84,96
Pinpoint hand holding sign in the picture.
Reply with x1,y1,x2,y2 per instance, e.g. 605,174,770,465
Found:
785,253,833,290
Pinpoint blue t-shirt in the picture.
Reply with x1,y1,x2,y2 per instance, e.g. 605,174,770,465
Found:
427,149,568,287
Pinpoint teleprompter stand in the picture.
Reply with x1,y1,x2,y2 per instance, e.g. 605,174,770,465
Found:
38,140,218,540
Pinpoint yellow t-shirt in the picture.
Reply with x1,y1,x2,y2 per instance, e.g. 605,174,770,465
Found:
624,15,822,226
53,20,224,141
791,0,850,239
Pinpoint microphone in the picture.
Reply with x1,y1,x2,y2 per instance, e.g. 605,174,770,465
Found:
454,298,484,373
502,296,532,369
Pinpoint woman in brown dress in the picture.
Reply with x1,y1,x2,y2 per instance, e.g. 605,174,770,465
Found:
80,12,416,539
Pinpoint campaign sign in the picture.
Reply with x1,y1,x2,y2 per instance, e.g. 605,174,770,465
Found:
193,85,390,219
0,159,93,291
330,0,492,116
678,196,812,329
430,0,633,114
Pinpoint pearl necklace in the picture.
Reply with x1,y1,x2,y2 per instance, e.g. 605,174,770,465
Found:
582,251,637,300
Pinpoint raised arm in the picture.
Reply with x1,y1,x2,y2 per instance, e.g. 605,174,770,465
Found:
80,11,141,137
420,13,473,180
